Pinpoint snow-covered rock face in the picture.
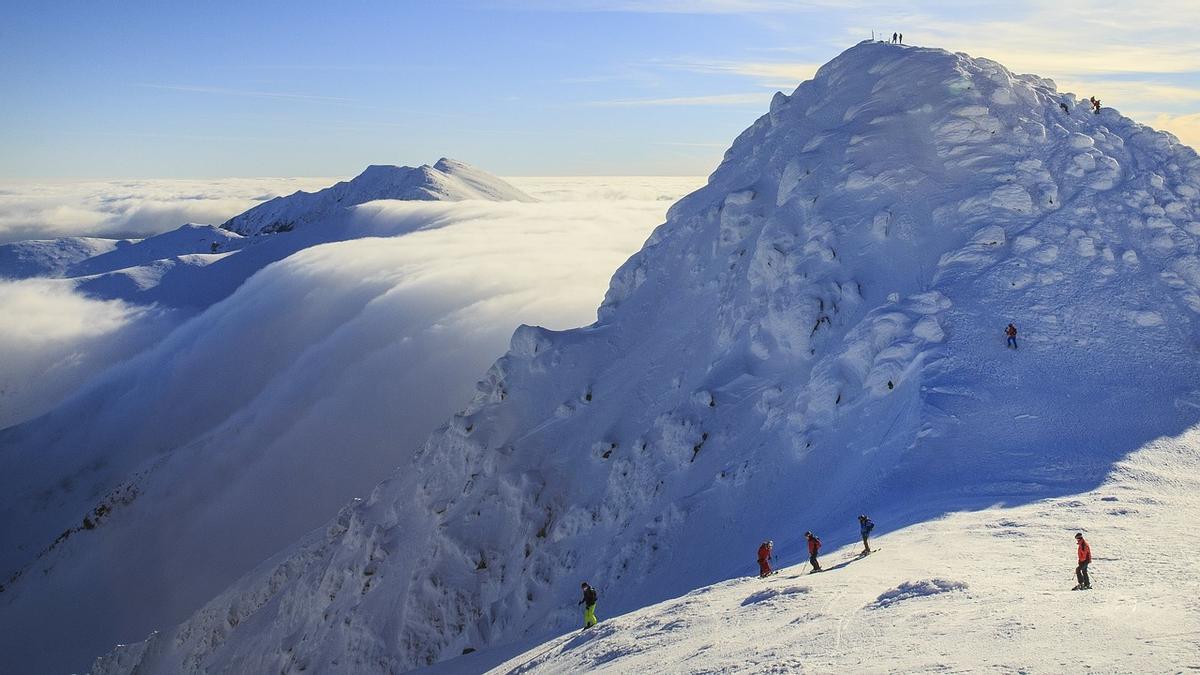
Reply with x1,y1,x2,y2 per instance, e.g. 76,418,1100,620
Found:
95,42,1200,673
221,158,536,236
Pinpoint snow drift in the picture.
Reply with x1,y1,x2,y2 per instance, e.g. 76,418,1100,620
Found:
92,41,1200,673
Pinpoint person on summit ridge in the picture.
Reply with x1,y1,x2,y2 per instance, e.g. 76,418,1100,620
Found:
757,540,774,577
579,582,599,628
1005,323,1018,349
892,32,897,43
805,531,822,572
1072,534,1092,590
858,515,875,554
1090,96,1101,114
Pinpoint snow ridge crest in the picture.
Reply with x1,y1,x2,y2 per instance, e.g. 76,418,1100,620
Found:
221,158,535,236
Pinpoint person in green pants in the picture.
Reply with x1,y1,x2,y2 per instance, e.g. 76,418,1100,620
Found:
579,582,598,629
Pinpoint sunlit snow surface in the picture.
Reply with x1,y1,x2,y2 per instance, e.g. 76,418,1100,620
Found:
474,432,1200,674
0,174,701,674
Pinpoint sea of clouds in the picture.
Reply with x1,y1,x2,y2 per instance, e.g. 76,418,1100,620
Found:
0,175,707,672
0,177,339,244
0,173,703,450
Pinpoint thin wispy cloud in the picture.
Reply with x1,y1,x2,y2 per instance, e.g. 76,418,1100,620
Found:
653,141,729,147
582,92,769,107
656,58,822,89
491,0,860,12
136,84,358,103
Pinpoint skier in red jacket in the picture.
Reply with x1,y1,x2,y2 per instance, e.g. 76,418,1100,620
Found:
1073,533,1092,590
1005,323,1018,349
757,540,774,577
805,531,822,572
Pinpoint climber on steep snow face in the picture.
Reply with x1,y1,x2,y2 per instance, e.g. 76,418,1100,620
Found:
757,540,774,577
1006,323,1018,349
579,582,599,628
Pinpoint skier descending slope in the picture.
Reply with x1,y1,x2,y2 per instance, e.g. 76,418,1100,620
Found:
757,540,775,577
580,583,599,628
806,532,823,572
858,515,875,554
1073,534,1092,590
1006,323,1019,349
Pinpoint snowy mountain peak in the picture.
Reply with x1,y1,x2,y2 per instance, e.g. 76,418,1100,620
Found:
221,159,534,235
93,41,1200,674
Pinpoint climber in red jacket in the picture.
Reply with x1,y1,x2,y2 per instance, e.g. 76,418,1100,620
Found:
757,540,774,577
1073,533,1092,590
806,531,822,572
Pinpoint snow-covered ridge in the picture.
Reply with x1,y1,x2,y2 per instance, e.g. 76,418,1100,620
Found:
95,40,1200,673
0,236,129,279
221,158,536,235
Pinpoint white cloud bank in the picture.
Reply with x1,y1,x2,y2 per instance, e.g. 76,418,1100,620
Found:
0,177,339,244
0,176,706,673
0,279,174,429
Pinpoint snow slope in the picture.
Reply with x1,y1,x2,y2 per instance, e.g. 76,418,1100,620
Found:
0,175,691,675
0,236,128,279
222,158,535,236
481,430,1200,674
92,41,1200,673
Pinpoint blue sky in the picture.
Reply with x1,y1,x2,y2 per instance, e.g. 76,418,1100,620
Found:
3,0,1199,178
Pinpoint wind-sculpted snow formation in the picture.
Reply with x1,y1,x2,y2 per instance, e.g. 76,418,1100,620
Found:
95,42,1200,673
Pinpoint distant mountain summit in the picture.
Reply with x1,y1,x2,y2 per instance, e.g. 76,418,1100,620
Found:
221,158,535,235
